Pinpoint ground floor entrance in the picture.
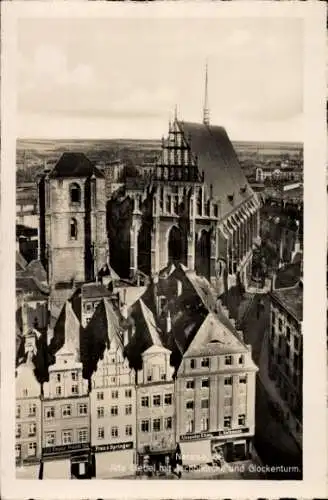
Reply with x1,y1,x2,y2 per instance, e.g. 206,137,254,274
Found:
137,449,174,476
40,448,94,479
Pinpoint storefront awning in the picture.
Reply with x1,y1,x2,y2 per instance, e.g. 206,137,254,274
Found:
179,440,212,466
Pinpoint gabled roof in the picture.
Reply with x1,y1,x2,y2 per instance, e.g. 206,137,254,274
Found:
16,276,49,299
177,121,253,218
184,312,246,357
81,282,112,300
139,299,162,347
48,152,104,179
271,281,303,323
18,259,48,284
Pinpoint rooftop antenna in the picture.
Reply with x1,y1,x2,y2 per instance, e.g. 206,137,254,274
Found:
203,60,210,126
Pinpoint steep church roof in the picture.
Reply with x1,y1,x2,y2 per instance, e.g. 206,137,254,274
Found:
48,300,81,362
48,152,104,179
177,121,253,218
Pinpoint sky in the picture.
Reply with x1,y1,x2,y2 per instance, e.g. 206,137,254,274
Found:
17,16,304,142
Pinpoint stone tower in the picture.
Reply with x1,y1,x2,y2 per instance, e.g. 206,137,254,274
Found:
38,153,108,300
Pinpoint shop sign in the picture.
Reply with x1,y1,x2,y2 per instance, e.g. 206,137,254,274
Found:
180,428,249,441
93,441,133,453
42,443,90,456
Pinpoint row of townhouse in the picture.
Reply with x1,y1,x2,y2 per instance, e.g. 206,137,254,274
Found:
16,264,258,479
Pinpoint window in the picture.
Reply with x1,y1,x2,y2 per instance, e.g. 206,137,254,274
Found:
78,403,88,415
56,386,62,396
224,416,231,428
238,414,246,426
112,390,119,399
28,442,37,457
71,385,79,395
16,424,21,438
153,395,161,407
28,403,36,417
161,373,167,381
125,404,132,415
239,375,247,384
71,372,77,381
45,406,55,419
225,355,233,365
16,405,21,419
78,428,88,443
224,396,233,406
141,420,150,433
165,417,172,430
141,396,149,407
62,405,71,417
271,311,276,324
286,326,291,342
45,432,56,446
201,357,209,368
111,427,119,438
28,423,36,436
153,418,161,432
200,417,209,432
97,391,104,400
125,425,133,436
186,419,194,433
238,355,244,365
186,400,194,410
147,370,152,382
111,406,118,416
125,389,132,398
62,430,72,444
23,389,28,397
97,407,104,418
98,427,104,440
224,377,232,386
278,318,282,331
201,378,210,388
201,399,209,409
15,444,21,459
56,374,61,382
70,183,81,204
70,218,78,240
190,359,196,369
164,394,172,405
186,380,194,389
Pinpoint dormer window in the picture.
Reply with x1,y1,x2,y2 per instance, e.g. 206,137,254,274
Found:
240,185,247,194
70,183,81,204
227,194,234,203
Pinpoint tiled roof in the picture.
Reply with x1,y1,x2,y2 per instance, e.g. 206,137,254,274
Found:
48,152,104,179
16,276,49,298
82,298,123,378
139,299,162,347
81,282,112,300
48,301,81,363
271,282,303,323
184,312,246,357
177,121,254,218
16,250,27,271
275,262,301,289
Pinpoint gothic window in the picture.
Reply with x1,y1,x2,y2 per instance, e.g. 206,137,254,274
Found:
69,183,81,204
70,218,78,240
197,188,203,216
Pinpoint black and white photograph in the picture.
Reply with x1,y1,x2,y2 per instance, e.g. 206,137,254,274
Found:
1,2,327,499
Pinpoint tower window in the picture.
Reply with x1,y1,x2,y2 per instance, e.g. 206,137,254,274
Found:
70,183,81,204
70,218,78,240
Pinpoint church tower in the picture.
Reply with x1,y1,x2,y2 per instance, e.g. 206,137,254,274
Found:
38,153,108,301
203,61,210,126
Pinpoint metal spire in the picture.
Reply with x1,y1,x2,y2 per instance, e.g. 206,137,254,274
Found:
203,61,210,126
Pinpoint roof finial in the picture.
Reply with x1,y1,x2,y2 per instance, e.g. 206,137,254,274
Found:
174,104,178,122
203,60,210,126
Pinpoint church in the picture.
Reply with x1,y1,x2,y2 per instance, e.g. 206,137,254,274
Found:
38,68,260,308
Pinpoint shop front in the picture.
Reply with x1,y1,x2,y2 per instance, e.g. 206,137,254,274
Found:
41,443,93,479
92,441,135,478
137,444,175,476
179,428,252,466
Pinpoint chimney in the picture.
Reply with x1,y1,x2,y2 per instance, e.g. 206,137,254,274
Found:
177,280,182,297
22,299,29,335
123,327,129,347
